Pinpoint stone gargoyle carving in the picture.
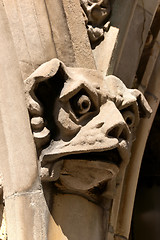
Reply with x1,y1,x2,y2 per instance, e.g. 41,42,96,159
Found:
25,58,151,201
80,0,111,44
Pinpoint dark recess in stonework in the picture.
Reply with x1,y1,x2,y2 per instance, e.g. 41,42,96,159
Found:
130,105,160,240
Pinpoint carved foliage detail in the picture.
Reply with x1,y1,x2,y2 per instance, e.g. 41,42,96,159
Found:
80,0,111,44
25,59,152,196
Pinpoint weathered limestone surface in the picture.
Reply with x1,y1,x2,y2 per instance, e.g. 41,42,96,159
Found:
3,0,57,79
0,1,50,239
115,4,153,87
45,0,96,69
0,0,159,239
48,194,104,240
94,0,138,74
0,0,38,196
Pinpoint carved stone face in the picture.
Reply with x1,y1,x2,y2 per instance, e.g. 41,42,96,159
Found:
25,59,151,195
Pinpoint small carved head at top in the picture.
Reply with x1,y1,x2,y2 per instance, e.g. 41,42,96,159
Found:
80,0,111,43
80,0,110,26
25,59,151,198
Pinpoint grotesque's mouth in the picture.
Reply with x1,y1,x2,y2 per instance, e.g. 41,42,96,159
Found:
58,148,122,167
41,147,125,193
51,148,122,192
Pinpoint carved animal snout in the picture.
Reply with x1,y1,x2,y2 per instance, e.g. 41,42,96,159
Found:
107,123,130,142
96,101,131,145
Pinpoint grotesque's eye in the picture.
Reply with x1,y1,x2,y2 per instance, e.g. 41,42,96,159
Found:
74,94,91,114
120,104,139,132
122,111,135,128
69,89,96,118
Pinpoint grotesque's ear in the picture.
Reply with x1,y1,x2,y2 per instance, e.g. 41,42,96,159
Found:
130,89,152,118
25,58,69,116
24,58,69,149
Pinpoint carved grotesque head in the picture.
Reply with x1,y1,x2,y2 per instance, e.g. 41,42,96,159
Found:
80,0,111,44
80,0,110,26
25,59,151,197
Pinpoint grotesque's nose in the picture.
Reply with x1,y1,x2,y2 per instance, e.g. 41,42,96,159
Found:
106,122,130,142
99,101,131,142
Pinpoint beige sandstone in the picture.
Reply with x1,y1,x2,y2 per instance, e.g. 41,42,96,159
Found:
0,0,159,240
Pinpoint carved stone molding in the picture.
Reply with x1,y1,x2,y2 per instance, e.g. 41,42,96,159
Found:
25,58,152,201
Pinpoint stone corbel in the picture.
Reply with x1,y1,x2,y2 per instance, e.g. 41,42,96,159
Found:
25,58,152,202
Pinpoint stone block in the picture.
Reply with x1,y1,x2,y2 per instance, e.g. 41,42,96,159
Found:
5,191,48,240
